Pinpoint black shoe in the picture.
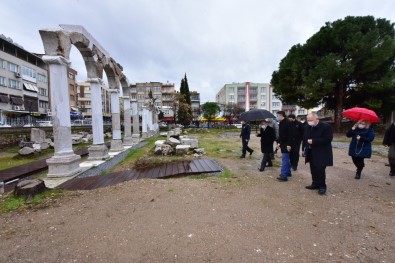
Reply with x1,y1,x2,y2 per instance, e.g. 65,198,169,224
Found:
240,155,245,158
250,150,254,156
292,167,297,171
390,172,395,177
266,164,273,167
258,168,264,172
288,173,292,177
355,171,361,179
305,185,319,190
276,176,288,181
318,188,326,195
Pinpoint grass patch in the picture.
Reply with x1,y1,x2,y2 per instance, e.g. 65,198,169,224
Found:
0,189,64,213
188,173,213,179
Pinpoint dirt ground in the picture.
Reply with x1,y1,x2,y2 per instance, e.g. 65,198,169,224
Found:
1,133,394,263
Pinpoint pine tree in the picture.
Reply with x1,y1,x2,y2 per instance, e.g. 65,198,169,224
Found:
183,73,191,105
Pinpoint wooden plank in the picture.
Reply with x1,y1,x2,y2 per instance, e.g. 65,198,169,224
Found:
192,159,206,173
201,159,221,172
188,160,200,173
176,161,186,176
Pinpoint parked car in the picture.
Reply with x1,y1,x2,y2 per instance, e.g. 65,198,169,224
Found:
0,122,11,128
36,121,53,127
233,123,242,128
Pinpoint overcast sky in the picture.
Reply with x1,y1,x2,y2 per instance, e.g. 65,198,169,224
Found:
1,0,394,102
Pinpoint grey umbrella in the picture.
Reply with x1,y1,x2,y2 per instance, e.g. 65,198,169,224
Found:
239,109,275,122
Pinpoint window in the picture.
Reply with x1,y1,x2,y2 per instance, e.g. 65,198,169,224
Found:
0,76,6,86
272,102,280,107
69,84,75,91
8,62,19,73
260,94,266,100
250,87,257,93
130,94,136,100
0,59,6,69
260,87,266,93
84,93,91,98
237,86,245,92
228,87,234,93
37,73,47,83
39,100,49,109
38,87,47,96
250,94,257,99
22,66,36,79
9,79,20,89
68,72,74,80
130,88,137,93
138,102,144,107
229,95,234,100
238,95,245,101
298,109,306,115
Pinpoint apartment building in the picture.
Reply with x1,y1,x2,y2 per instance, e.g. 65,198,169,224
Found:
190,91,201,120
77,82,111,119
130,82,176,122
216,82,307,117
215,82,273,112
0,35,49,125
68,67,78,111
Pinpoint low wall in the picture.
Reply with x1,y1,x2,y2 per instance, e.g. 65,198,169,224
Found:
0,125,112,149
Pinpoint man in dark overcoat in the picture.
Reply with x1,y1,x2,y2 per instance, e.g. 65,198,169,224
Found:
303,112,333,195
256,119,276,171
288,114,304,171
240,121,253,158
276,111,296,181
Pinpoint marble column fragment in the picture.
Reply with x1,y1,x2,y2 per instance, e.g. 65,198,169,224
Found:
87,78,109,160
131,102,140,143
109,89,124,151
142,106,148,138
43,55,81,177
122,96,133,146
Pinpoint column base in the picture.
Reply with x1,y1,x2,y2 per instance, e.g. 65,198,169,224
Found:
88,144,110,160
123,136,134,146
142,132,148,138
132,134,140,143
110,139,124,152
46,153,81,178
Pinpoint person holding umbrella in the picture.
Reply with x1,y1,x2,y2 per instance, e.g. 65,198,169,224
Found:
256,119,276,171
343,107,379,179
240,121,253,158
346,120,375,179
383,121,395,176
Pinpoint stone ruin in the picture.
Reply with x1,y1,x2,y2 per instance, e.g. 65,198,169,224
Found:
18,128,95,156
155,127,205,157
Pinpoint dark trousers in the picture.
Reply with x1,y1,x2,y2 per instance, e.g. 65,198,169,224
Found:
352,156,365,173
241,139,253,156
310,163,327,190
290,140,302,169
260,153,272,170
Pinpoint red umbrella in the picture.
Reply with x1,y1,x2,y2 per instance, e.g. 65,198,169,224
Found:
342,107,380,123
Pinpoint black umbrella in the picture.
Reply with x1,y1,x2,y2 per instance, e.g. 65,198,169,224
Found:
239,109,275,122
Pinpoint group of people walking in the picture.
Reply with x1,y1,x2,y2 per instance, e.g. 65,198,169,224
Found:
239,111,395,195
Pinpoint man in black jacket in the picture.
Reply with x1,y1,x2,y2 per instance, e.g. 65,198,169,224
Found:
276,111,295,181
240,121,253,158
288,114,304,171
303,112,333,195
383,122,395,176
256,119,276,171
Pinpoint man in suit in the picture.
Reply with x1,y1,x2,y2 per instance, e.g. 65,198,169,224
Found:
276,111,296,181
288,114,305,171
240,121,253,158
303,112,333,195
256,119,276,171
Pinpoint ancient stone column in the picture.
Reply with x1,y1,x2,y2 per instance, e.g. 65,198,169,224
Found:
87,78,109,160
109,89,124,151
142,106,148,138
42,55,81,177
122,96,133,146
131,102,140,143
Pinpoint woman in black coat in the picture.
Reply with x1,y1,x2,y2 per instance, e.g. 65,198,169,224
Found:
256,120,276,171
346,120,375,179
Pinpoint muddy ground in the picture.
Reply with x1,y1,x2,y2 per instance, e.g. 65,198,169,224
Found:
0,133,394,263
